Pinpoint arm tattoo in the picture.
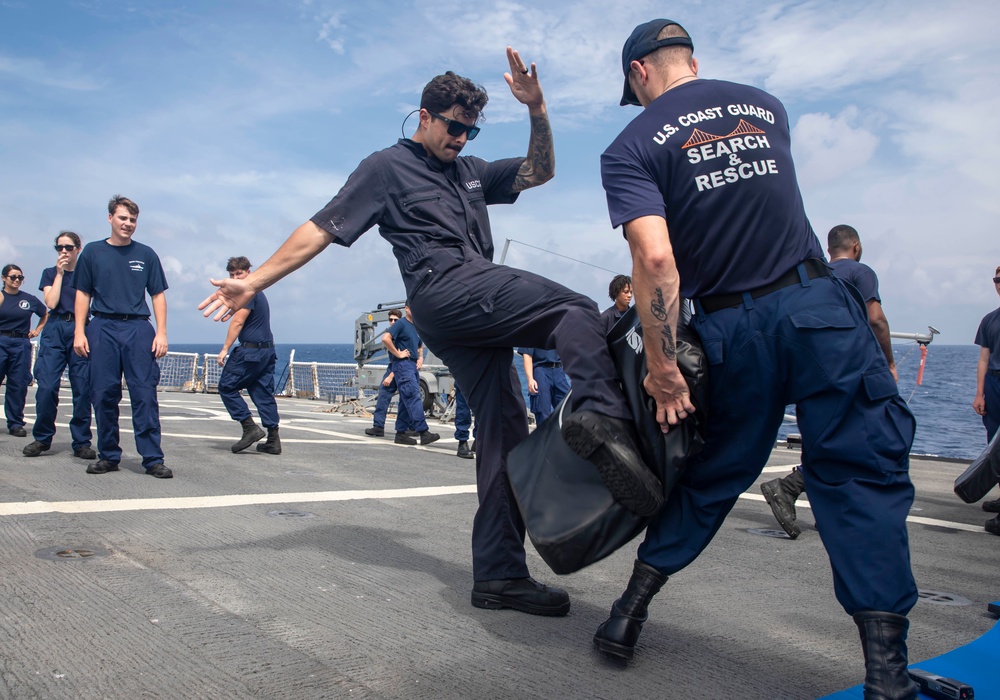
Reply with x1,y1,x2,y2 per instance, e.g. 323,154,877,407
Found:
513,113,554,191
650,287,668,321
660,323,677,362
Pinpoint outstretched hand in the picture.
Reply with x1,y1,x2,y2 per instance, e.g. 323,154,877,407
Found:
503,46,543,109
199,277,255,322
644,363,697,433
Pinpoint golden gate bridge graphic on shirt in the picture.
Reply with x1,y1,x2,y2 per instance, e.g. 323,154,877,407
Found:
682,119,766,149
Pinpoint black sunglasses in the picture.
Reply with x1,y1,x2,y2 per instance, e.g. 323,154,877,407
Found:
427,111,481,140
994,276,1000,284
5,275,24,282
54,244,77,252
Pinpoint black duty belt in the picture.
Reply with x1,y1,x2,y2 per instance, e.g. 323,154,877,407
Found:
698,259,831,314
240,341,274,349
0,330,28,338
535,362,563,368
53,312,75,321
93,312,150,321
989,369,1000,377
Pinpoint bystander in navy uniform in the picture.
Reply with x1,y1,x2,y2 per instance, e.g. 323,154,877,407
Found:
0,264,47,437
595,20,920,696
202,52,658,618
383,305,438,446
454,384,474,459
23,232,95,459
216,256,281,455
973,264,1000,532
365,309,414,438
74,195,172,479
600,274,632,334
517,347,570,425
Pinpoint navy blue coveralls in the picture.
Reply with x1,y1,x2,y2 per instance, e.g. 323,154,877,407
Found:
218,292,279,429
75,240,168,469
371,365,413,432
386,315,428,434
32,267,93,449
602,78,917,617
975,306,1000,442
0,290,46,431
516,347,570,425
454,384,473,442
311,139,632,581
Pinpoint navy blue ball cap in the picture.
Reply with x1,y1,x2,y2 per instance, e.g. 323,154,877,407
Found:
620,19,693,106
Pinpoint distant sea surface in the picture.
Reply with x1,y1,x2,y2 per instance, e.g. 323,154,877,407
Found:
172,342,988,461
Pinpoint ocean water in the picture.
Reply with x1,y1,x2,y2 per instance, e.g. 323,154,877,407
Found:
173,342,988,461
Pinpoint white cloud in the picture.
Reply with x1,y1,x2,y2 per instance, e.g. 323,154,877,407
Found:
792,107,880,188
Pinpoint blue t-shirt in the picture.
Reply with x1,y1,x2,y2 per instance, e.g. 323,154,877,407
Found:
389,316,421,359
0,290,46,333
975,307,1000,371
830,258,880,303
75,240,168,316
238,291,273,344
517,347,561,365
38,267,78,315
310,139,523,297
601,79,822,298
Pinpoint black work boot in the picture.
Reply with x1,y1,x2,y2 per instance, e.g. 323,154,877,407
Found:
256,427,281,454
853,611,919,700
760,466,805,538
593,559,668,660
457,440,474,459
232,417,266,453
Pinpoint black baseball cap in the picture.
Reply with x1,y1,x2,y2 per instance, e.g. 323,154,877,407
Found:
620,19,693,106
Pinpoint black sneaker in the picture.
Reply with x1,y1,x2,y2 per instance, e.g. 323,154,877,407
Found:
73,446,97,460
471,577,570,616
8,426,27,437
364,426,385,437
145,463,173,479
982,498,1000,513
22,441,51,457
457,440,474,459
419,431,440,446
86,459,119,475
394,432,417,445
561,410,664,517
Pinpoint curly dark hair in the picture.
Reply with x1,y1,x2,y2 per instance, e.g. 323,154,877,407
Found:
420,71,488,118
608,274,632,300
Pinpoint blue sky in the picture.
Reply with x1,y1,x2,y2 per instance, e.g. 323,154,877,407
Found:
1,0,997,344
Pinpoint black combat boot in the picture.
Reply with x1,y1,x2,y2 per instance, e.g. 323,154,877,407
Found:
760,466,805,538
232,417,266,453
853,611,919,700
593,559,668,660
256,427,281,455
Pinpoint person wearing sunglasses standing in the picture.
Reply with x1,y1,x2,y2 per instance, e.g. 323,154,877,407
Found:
74,196,172,479
23,232,97,459
201,47,660,618
0,264,48,437
973,265,1000,533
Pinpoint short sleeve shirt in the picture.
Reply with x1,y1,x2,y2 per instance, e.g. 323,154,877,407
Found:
517,347,561,365
975,307,1000,371
310,139,523,297
830,258,881,303
601,79,822,298
0,291,46,333
389,316,421,358
75,240,168,316
39,267,78,315
238,291,273,345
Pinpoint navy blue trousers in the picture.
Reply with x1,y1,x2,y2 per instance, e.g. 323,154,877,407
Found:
218,345,279,428
371,365,413,432
454,384,472,441
86,317,163,468
32,317,93,448
530,365,571,425
409,247,629,581
638,270,918,616
391,359,428,433
983,372,1000,442
0,336,31,430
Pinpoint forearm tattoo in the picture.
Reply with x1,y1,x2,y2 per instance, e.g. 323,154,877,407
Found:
652,287,676,360
514,113,554,190
660,323,677,361
651,288,668,321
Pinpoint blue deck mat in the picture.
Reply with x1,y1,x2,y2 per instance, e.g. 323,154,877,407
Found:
821,618,999,699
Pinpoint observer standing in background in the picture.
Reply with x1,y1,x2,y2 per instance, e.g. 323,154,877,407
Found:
201,49,658,618
600,274,633,334
382,304,438,446
216,256,281,455
74,195,173,479
597,19,919,698
760,224,897,538
517,347,570,425
23,232,96,459
0,264,47,437
973,264,1000,532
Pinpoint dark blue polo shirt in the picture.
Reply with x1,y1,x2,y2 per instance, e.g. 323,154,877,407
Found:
38,267,78,315
75,240,168,316
601,79,822,298
389,316,421,359
830,258,880,303
975,307,1000,371
310,139,523,297
0,291,46,333
238,291,273,344
517,347,561,365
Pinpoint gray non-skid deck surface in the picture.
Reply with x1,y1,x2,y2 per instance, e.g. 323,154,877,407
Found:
0,391,994,699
